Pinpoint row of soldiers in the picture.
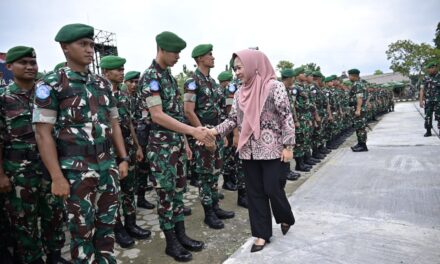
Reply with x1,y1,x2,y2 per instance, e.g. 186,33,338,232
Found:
0,22,395,264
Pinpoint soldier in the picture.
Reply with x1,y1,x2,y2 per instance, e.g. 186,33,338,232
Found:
183,44,235,230
138,31,212,262
218,71,238,191
33,24,130,264
0,46,68,264
100,56,151,248
280,68,303,180
218,72,248,208
348,68,369,152
419,61,440,136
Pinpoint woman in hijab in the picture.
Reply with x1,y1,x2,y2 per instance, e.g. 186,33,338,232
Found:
209,49,296,252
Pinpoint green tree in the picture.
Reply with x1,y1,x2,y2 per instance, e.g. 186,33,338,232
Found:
434,22,440,49
374,69,383,75
276,60,294,72
301,62,321,73
386,39,439,77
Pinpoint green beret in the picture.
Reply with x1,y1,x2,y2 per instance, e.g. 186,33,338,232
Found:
192,44,213,58
218,71,233,82
304,70,313,76
156,31,186,52
343,80,352,86
324,76,336,82
331,75,338,80
124,71,140,81
55,23,94,43
312,71,323,78
54,62,66,71
293,67,305,77
100,55,126,70
5,46,36,63
425,61,438,69
348,68,360,75
281,68,295,78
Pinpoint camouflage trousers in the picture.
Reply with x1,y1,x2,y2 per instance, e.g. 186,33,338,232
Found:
424,101,440,129
137,151,151,192
295,120,313,158
117,161,137,222
223,143,245,190
193,137,223,206
353,112,367,143
4,170,66,263
64,168,120,264
0,194,11,251
146,133,187,231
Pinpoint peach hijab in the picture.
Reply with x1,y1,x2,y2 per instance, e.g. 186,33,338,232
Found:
233,49,277,151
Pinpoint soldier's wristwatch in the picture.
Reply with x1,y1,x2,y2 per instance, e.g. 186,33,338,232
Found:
118,155,131,164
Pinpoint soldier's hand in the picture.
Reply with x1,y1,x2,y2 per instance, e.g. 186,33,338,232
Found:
355,110,361,117
205,141,217,153
136,147,144,162
233,135,239,148
52,177,70,199
0,174,12,193
419,101,424,108
281,148,293,163
119,161,129,179
185,145,193,160
192,127,216,145
294,121,300,128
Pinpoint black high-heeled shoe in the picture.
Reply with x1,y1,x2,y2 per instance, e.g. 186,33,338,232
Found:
281,223,291,235
250,239,269,253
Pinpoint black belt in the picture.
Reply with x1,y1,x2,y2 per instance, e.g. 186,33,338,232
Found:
57,140,112,157
4,150,39,161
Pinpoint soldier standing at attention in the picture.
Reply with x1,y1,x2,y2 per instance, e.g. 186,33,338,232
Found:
184,44,235,230
348,68,369,152
139,31,213,262
419,61,440,136
0,46,69,264
33,23,129,264
100,56,151,248
280,68,302,182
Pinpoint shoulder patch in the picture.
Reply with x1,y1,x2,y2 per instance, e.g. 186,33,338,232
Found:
187,80,197,91
293,89,298,95
35,84,51,100
312,89,317,94
326,92,330,96
149,80,160,92
228,84,236,93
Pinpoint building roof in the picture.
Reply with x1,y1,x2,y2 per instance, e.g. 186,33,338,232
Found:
362,72,410,84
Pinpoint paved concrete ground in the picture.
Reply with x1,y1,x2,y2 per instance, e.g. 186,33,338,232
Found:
225,102,440,264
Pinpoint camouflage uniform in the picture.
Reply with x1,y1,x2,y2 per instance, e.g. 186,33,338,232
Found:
183,68,225,206
1,83,65,263
113,86,137,219
138,60,187,231
32,67,120,264
222,82,245,190
350,80,368,143
290,82,313,158
422,72,440,130
310,83,324,150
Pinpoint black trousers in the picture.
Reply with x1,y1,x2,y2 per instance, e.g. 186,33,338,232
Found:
243,159,295,241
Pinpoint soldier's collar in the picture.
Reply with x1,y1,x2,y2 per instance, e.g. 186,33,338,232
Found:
9,82,34,95
66,69,90,82
152,59,169,74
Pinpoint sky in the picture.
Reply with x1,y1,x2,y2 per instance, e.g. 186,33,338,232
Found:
1,0,439,78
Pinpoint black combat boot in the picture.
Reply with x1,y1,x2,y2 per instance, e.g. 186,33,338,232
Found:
352,143,368,152
174,221,204,252
304,152,318,165
218,192,225,200
213,202,235,219
0,248,14,264
295,157,310,172
424,129,432,137
319,146,331,154
137,190,155,210
326,140,338,150
46,250,71,264
237,188,248,208
222,174,237,191
286,170,300,181
312,148,325,159
202,205,224,229
124,214,151,239
164,230,192,262
115,221,135,248
183,206,192,216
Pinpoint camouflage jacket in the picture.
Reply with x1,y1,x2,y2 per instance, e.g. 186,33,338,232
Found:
423,73,440,102
32,67,119,171
113,84,132,136
183,68,225,126
350,80,368,110
138,59,184,145
0,83,41,173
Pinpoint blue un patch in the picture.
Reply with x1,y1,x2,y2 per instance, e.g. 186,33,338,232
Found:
35,84,51,99
187,81,197,91
149,80,160,92
228,84,236,93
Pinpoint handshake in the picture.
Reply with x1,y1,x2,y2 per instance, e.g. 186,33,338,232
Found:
192,126,218,152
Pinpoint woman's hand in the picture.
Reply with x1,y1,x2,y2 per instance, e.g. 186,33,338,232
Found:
281,148,294,163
